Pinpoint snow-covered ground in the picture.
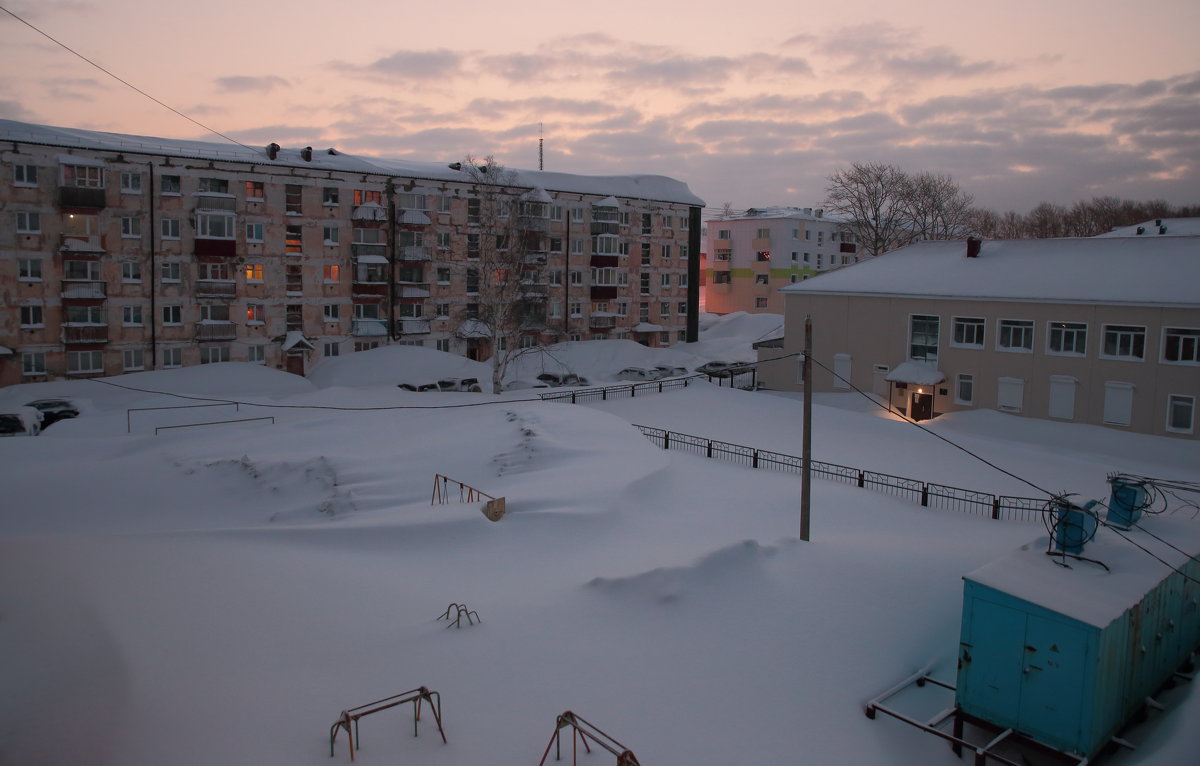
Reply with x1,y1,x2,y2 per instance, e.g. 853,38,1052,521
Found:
1,315,1197,766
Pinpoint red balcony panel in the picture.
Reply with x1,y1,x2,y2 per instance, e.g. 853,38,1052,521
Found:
195,239,237,257
590,286,619,300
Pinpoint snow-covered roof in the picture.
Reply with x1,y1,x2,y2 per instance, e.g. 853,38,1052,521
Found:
714,206,847,223
1096,218,1200,238
781,237,1200,306
885,361,945,385
280,331,314,351
1,119,705,207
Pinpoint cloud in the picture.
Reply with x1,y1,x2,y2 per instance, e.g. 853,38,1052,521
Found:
365,49,464,79
0,99,36,120
223,124,326,144
215,76,290,93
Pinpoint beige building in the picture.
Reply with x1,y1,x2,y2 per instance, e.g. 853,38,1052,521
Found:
0,120,703,385
762,237,1199,439
704,207,857,315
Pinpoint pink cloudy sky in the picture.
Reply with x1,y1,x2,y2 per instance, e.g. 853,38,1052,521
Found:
2,0,1197,213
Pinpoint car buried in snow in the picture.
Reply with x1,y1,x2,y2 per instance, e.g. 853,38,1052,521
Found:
24,398,80,429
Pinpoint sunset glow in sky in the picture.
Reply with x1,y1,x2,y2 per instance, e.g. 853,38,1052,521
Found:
2,0,1198,212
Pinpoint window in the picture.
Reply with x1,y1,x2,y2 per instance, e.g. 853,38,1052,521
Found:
1163,328,1200,364
162,347,183,368
323,187,339,206
323,265,341,283
1102,325,1145,360
14,164,38,186
549,270,563,286
354,189,382,206
161,218,181,240
571,239,584,255
1048,322,1088,355
245,222,264,242
324,304,341,322
659,331,671,345
22,351,46,376
681,216,689,231
162,305,182,325
15,211,41,233
754,274,768,285
640,273,651,294
246,303,264,324
641,243,651,266
466,268,479,294
437,231,451,249
18,258,42,281
997,319,1034,352
68,350,104,374
955,374,974,405
198,262,230,281
123,348,144,371
641,213,652,235
996,377,1024,413
201,346,230,364
19,305,43,327
64,259,101,281
466,233,480,259
245,180,264,200
120,172,141,193
435,302,450,318
161,262,181,282
662,245,672,259
198,177,228,194
1167,395,1195,434
160,175,180,194
639,302,650,322
243,263,264,282
569,270,583,286
199,304,230,322
662,273,672,288
323,226,340,245
756,227,770,239
952,317,985,348
548,301,562,318
1048,375,1077,420
680,244,689,260
121,216,142,238
285,184,302,214
286,264,303,292
660,302,670,318
65,305,103,324
909,315,940,362
63,164,104,188
286,225,303,253
755,297,768,309
396,192,425,210
713,271,731,284
570,302,583,317
197,213,235,239
247,345,266,363
121,261,141,282
571,207,584,223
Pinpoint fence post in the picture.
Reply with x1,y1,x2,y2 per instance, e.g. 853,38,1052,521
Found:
571,392,577,404
658,382,663,393
752,450,759,468
663,431,670,450
857,470,865,488
602,389,607,401
991,497,1001,520
921,484,930,507
707,440,713,458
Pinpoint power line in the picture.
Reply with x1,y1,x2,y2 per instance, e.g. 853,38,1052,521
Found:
0,4,255,151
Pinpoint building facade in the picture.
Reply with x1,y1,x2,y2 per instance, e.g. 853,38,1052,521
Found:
763,238,1199,439
0,120,703,386
704,207,856,315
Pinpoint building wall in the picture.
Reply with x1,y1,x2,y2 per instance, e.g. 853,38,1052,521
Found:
1,141,699,385
704,210,857,315
776,292,1199,439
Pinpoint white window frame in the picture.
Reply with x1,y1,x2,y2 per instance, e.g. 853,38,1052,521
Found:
161,262,181,282
14,164,38,187
123,348,145,371
68,350,104,374
121,216,142,238
1047,321,1088,357
997,319,1034,353
162,347,183,368
955,373,974,405
245,222,265,243
22,351,46,376
162,305,182,326
1161,327,1200,365
15,211,41,233
324,304,341,322
909,314,940,363
1166,394,1195,434
161,218,181,240
951,317,985,349
197,212,236,239
122,305,144,326
1101,324,1146,361
323,225,340,245
247,345,266,364
996,376,1024,413
20,304,44,327
120,172,142,194
18,258,42,281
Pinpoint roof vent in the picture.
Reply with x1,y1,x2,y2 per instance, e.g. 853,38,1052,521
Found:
1159,225,1167,235
266,143,280,160
815,209,824,218
448,162,462,171
966,237,981,258
327,148,338,156
300,146,313,162
1136,226,1145,235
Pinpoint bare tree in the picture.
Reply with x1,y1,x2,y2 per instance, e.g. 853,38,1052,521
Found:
902,172,976,240
455,155,549,391
824,162,917,257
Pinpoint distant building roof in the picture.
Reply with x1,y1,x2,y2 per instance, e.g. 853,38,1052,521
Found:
710,206,847,224
1096,218,1200,237
780,237,1200,307
0,119,704,207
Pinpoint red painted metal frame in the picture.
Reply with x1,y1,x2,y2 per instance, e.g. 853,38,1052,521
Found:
538,711,640,766
329,686,446,761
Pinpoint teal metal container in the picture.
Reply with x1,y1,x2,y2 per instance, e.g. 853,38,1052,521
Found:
1106,477,1149,528
956,520,1200,760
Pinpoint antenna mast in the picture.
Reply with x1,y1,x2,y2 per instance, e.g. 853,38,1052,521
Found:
539,122,544,171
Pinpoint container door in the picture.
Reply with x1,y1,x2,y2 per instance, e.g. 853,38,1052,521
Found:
960,599,1027,728
1018,614,1087,752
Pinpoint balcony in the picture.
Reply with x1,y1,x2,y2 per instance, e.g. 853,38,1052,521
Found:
590,221,620,236
396,283,430,298
399,245,432,262
398,209,432,227
352,243,388,258
351,282,388,298
523,253,548,266
590,285,619,300
519,215,550,233
60,235,105,253
521,284,549,300
714,249,732,262
194,195,236,212
352,318,388,337
398,318,431,335
62,324,109,344
352,203,388,221
195,322,237,341
61,280,106,299
58,187,106,209
195,239,237,257
590,315,617,330
197,280,236,297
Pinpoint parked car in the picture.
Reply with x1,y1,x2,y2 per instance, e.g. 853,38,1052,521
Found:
0,406,43,437
437,378,483,392
653,365,689,378
24,398,80,428
536,372,589,387
616,367,662,382
695,361,737,377
397,382,441,392
502,379,551,391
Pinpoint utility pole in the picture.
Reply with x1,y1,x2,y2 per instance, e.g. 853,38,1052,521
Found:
801,315,812,542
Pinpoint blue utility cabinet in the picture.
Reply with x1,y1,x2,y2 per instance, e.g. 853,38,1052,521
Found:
956,519,1200,760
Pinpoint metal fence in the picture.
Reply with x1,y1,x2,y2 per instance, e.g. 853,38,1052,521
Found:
633,425,1047,522
539,377,696,404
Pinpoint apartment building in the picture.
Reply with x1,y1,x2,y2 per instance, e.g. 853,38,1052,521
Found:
704,207,856,315
0,120,703,385
763,237,1199,439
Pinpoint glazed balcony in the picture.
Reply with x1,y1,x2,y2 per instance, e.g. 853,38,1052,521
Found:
61,324,109,344
195,322,237,341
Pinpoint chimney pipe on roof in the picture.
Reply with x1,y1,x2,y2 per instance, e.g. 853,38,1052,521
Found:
301,146,313,162
966,237,981,258
266,143,280,160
